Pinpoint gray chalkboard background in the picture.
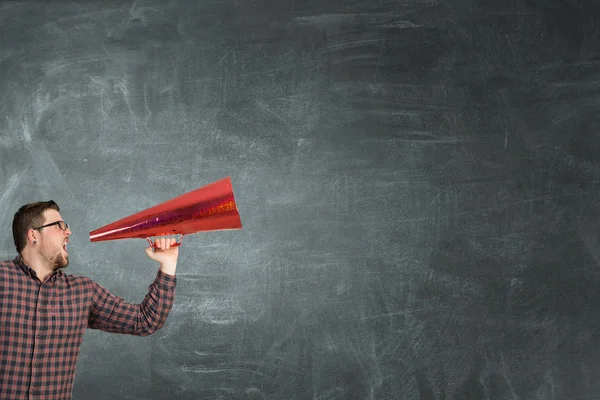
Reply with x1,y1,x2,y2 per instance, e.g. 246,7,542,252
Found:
2,0,600,399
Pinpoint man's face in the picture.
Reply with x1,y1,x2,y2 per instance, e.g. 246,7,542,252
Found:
36,209,71,270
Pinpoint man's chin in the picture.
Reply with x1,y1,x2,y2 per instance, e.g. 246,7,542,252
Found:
54,257,69,270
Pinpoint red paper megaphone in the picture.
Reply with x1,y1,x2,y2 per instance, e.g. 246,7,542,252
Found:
89,176,242,247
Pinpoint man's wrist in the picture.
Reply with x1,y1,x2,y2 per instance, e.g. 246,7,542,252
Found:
159,262,177,276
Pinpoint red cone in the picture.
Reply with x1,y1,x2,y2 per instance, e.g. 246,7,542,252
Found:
90,176,242,246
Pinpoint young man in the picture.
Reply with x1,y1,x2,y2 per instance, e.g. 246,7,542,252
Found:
0,201,179,400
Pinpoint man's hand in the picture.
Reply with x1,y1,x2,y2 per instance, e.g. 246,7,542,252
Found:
145,236,179,275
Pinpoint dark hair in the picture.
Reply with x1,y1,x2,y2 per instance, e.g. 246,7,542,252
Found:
13,201,60,253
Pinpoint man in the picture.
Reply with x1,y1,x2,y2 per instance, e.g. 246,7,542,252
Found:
0,201,179,400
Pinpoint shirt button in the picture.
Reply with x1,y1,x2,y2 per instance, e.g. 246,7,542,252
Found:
33,362,39,367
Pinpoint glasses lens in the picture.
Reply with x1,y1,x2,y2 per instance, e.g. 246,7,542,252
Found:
59,221,68,230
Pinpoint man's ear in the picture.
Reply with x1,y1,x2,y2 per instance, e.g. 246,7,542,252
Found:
27,228,38,244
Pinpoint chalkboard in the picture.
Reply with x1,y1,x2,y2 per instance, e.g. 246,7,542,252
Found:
2,0,600,399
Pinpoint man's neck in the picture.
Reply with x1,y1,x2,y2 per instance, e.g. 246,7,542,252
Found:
20,250,54,282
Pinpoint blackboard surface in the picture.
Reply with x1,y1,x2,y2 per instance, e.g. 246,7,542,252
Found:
2,1,600,399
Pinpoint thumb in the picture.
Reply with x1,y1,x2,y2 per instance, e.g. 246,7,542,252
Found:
145,245,154,257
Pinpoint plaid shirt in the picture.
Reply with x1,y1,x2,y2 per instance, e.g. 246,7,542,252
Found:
0,255,176,400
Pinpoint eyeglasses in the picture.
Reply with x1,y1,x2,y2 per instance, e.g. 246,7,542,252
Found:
33,221,69,231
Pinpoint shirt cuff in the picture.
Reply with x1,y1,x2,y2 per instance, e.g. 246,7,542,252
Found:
154,269,177,291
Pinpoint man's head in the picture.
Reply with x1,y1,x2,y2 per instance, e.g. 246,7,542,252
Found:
13,201,71,269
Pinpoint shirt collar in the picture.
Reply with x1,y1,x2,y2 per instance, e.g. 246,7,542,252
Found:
14,254,63,281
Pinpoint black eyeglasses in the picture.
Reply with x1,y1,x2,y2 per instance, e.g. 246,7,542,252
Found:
33,221,69,231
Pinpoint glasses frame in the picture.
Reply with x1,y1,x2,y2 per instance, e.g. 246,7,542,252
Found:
33,221,69,231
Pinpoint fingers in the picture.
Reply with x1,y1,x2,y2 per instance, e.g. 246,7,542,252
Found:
152,236,177,250
146,236,179,263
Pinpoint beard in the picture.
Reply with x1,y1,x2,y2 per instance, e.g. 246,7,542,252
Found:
54,253,69,270
42,247,69,270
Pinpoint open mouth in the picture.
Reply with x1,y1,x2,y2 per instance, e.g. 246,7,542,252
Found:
63,241,68,254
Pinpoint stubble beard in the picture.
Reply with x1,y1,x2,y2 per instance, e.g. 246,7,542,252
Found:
56,255,69,270
43,248,69,270
55,251,69,269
